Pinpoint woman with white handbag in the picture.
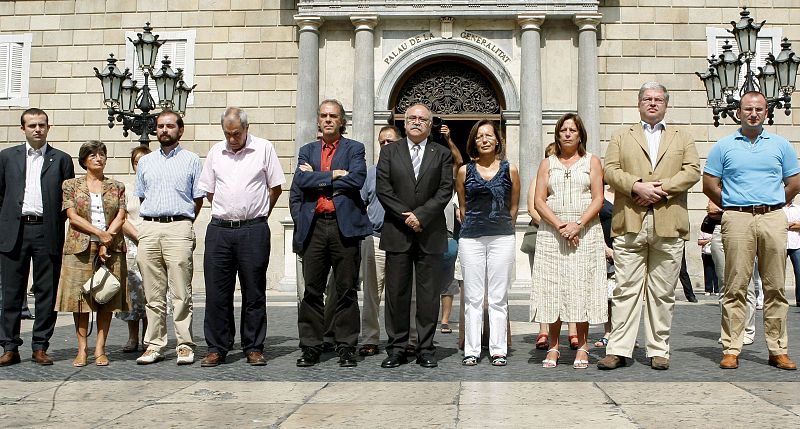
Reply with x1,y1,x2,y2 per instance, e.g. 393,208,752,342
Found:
55,140,128,367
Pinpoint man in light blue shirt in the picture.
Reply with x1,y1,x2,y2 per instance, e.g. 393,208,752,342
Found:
135,110,205,366
704,91,800,371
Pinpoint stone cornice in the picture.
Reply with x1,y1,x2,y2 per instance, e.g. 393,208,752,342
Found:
297,1,598,19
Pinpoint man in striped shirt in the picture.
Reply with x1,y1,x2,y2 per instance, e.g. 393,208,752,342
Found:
135,110,205,366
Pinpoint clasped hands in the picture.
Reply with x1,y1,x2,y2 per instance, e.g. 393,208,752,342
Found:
298,162,349,179
97,231,114,262
403,212,422,232
632,180,667,206
558,222,581,247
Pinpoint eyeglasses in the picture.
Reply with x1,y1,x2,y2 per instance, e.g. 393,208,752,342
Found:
475,135,497,142
640,97,666,105
406,116,430,124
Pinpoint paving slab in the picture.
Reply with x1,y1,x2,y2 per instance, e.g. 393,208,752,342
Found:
619,404,800,428
308,381,460,404
459,381,609,405
159,381,326,404
456,404,636,428
279,404,458,428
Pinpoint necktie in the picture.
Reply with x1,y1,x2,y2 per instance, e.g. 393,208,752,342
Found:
411,144,421,179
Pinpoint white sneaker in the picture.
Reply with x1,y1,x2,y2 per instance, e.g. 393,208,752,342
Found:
743,337,755,346
136,349,165,365
176,345,195,365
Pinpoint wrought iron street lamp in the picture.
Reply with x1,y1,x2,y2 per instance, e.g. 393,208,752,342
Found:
695,7,799,126
94,22,196,145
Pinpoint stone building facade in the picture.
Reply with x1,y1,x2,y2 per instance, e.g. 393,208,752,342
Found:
1,0,798,290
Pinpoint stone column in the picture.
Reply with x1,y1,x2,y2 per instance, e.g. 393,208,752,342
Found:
517,15,545,212
294,15,323,153
351,16,379,163
574,14,602,156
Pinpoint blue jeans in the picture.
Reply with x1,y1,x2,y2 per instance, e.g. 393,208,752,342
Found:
788,249,800,304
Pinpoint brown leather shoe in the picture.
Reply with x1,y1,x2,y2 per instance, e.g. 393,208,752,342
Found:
0,351,21,366
719,353,739,369
31,350,53,366
650,356,670,370
200,352,225,367
597,354,626,370
246,351,267,366
768,354,798,370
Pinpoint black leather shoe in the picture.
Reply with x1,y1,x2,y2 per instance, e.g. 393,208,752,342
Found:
381,354,408,368
687,295,698,303
338,348,357,368
296,349,320,367
416,354,438,368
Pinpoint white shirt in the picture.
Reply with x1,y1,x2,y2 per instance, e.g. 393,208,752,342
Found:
22,143,47,216
784,204,800,250
407,138,428,156
641,120,666,170
89,192,106,242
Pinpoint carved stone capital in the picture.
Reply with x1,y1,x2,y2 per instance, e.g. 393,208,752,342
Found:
351,15,379,32
574,14,602,32
294,15,324,33
518,15,545,32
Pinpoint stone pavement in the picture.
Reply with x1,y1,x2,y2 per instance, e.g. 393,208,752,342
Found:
1,291,799,428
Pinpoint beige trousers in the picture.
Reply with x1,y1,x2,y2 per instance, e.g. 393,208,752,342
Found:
720,209,789,356
606,211,684,359
137,219,196,353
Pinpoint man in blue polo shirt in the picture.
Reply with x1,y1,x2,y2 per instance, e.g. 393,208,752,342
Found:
703,91,800,371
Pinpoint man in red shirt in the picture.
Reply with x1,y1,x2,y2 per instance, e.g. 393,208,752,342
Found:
289,99,372,367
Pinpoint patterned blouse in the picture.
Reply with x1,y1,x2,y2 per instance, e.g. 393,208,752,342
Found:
62,176,126,255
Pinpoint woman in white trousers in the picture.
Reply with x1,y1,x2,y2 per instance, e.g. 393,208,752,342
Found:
456,120,520,366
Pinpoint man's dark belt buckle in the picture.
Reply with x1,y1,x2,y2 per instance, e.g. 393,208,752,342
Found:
21,215,43,223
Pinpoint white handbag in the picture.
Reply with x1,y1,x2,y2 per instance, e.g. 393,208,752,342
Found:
81,258,121,305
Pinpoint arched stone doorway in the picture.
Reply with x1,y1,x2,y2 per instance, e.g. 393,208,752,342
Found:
389,58,506,161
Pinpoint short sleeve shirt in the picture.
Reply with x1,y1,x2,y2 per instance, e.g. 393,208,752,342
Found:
704,129,800,207
135,145,205,219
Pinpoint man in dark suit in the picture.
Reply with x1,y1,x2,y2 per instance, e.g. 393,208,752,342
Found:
376,103,454,368
0,108,75,366
290,99,371,368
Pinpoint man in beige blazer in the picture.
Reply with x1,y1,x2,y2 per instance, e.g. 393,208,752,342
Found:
597,82,700,371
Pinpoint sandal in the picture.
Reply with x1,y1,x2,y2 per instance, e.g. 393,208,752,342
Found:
440,323,452,334
542,348,560,368
573,347,589,369
95,354,110,366
491,355,507,366
569,335,579,350
535,333,549,350
73,354,88,368
594,337,609,348
462,356,478,366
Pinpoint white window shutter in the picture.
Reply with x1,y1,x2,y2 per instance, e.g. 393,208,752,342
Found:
0,43,9,99
8,42,24,98
755,37,773,69
131,39,187,104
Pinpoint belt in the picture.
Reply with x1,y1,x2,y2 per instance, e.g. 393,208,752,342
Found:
210,217,266,228
21,215,43,224
724,204,784,215
315,212,337,220
142,215,191,223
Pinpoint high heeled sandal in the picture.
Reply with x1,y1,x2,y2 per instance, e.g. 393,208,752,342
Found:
535,333,549,350
573,347,589,369
542,348,560,368
568,335,579,350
